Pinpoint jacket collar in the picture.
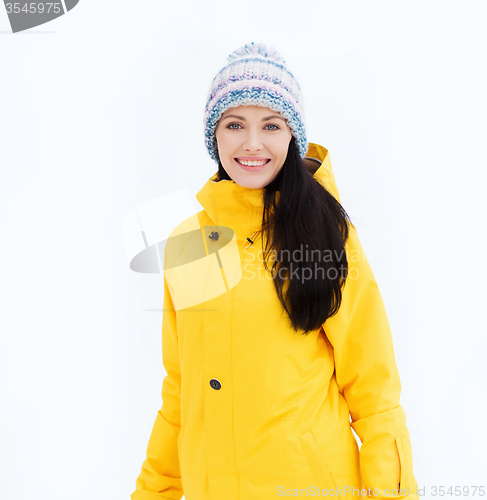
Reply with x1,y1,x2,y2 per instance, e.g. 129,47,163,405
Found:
195,143,340,241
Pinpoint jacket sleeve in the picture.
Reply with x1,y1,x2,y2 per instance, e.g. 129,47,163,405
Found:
323,224,419,499
131,272,183,500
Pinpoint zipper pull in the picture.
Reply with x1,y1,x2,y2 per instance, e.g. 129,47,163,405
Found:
243,230,259,249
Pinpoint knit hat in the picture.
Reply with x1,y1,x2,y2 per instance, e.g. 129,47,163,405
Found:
203,42,308,163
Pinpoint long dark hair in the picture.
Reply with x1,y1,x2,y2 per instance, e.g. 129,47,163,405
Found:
218,136,353,335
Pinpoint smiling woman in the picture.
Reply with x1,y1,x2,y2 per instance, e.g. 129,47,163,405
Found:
131,42,419,500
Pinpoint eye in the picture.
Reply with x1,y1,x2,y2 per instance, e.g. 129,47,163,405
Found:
226,123,280,131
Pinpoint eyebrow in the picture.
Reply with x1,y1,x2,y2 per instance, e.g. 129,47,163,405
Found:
221,114,286,123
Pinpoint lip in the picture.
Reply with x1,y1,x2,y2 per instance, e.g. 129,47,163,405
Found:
234,158,271,172
236,157,270,161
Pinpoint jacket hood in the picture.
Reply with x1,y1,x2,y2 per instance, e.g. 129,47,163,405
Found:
195,142,341,240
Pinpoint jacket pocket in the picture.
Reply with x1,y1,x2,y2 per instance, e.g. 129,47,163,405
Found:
395,437,406,490
298,430,336,488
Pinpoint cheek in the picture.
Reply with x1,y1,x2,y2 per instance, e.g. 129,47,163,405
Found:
273,147,289,163
215,133,235,153
270,134,292,154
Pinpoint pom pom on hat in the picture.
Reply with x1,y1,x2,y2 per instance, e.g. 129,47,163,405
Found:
226,41,286,65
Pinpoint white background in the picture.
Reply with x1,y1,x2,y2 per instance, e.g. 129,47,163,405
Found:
1,1,486,499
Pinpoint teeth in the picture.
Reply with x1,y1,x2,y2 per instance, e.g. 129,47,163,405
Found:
237,159,268,166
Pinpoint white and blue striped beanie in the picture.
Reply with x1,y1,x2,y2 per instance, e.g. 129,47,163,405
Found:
203,42,308,163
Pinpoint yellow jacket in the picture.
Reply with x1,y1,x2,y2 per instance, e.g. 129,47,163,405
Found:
131,143,419,500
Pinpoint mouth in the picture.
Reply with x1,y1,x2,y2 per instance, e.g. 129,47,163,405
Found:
234,158,271,171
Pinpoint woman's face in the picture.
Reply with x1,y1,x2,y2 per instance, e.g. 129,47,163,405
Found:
214,105,293,189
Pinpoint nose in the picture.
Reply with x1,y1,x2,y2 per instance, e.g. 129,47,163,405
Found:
243,129,264,152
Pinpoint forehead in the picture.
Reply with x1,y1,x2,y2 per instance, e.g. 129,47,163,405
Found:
221,105,281,117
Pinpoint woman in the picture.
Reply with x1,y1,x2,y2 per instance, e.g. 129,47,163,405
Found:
131,42,419,500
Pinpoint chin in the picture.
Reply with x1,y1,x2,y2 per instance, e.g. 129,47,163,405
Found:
234,175,268,189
